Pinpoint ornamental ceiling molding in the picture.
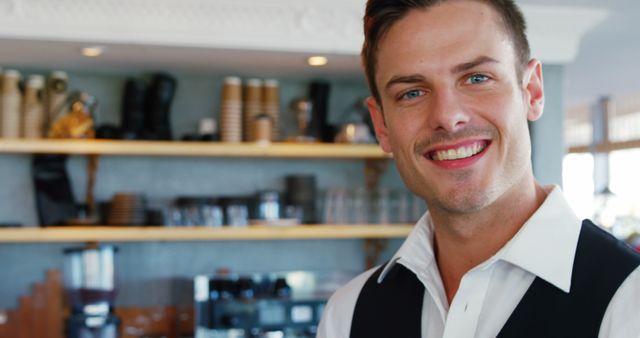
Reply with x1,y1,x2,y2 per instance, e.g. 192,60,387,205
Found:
0,0,607,63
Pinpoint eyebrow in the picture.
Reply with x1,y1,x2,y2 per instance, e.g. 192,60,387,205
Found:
451,56,500,74
383,56,500,93
384,74,426,92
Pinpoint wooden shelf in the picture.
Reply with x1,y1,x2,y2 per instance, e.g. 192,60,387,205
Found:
0,139,389,159
0,225,413,243
568,139,640,154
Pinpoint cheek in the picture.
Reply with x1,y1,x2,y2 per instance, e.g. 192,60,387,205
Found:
475,95,523,131
387,112,424,149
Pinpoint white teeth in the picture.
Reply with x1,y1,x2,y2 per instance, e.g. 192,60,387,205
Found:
432,142,486,161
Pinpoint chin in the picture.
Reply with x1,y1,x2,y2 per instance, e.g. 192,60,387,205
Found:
433,187,496,215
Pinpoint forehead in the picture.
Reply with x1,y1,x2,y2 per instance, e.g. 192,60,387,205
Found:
375,1,515,82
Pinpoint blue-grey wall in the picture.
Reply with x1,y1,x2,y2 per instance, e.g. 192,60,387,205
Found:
0,69,408,308
531,64,565,186
0,64,565,309
0,239,404,308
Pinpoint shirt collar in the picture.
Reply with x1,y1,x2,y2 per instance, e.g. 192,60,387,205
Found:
377,185,582,293
499,185,582,293
378,212,436,283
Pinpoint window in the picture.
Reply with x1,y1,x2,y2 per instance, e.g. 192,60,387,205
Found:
608,94,640,143
565,103,593,149
609,149,640,219
562,153,594,220
564,94,640,247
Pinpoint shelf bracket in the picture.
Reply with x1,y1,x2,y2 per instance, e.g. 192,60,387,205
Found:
363,158,390,269
86,154,100,216
364,158,388,191
364,238,389,269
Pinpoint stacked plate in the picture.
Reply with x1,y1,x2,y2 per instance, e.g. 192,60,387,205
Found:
107,193,147,226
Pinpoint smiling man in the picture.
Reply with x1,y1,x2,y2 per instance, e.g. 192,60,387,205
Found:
317,0,640,337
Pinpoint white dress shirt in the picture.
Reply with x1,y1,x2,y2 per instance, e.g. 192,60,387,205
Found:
317,186,640,338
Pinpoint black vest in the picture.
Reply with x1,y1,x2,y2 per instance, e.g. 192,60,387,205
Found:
350,220,640,338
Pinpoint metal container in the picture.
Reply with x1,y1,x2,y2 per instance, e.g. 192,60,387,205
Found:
63,244,118,314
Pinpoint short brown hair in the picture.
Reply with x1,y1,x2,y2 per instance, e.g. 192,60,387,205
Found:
362,0,530,103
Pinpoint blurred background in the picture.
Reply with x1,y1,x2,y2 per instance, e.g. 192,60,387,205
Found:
0,0,638,337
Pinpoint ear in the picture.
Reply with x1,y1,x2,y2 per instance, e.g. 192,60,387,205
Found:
524,59,544,122
366,96,392,153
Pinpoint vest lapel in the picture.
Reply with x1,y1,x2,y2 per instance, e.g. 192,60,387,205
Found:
350,263,424,338
349,220,640,338
497,220,640,338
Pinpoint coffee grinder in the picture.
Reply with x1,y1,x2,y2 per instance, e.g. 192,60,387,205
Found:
63,244,120,338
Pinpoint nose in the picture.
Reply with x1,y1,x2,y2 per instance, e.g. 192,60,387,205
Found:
426,89,470,132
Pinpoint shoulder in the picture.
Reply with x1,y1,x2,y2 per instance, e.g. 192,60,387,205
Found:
316,266,381,338
599,265,640,338
576,220,640,275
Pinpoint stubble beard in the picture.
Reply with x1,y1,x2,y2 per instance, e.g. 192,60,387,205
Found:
397,142,531,221
406,126,501,215
424,169,499,216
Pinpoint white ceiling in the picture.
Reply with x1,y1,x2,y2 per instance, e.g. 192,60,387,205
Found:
0,38,365,78
518,0,640,104
0,0,635,104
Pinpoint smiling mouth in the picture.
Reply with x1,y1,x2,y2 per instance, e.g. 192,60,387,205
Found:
428,141,489,161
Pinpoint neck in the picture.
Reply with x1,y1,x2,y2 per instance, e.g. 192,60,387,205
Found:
430,179,547,304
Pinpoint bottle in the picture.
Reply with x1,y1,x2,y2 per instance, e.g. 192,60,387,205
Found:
23,75,46,138
1,70,23,138
48,91,97,139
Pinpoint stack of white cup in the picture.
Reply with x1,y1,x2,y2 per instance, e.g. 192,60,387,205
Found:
0,70,22,138
22,75,46,138
263,79,280,141
243,78,263,142
220,76,243,143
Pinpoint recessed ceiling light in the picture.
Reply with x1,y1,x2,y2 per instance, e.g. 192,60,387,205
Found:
81,46,105,57
307,56,328,67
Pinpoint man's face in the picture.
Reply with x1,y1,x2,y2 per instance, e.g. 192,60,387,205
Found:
368,1,544,216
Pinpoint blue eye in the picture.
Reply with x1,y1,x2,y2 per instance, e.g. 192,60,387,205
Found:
468,74,489,84
401,89,424,101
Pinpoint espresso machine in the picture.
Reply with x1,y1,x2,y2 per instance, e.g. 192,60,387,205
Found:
63,244,120,338
194,270,353,338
